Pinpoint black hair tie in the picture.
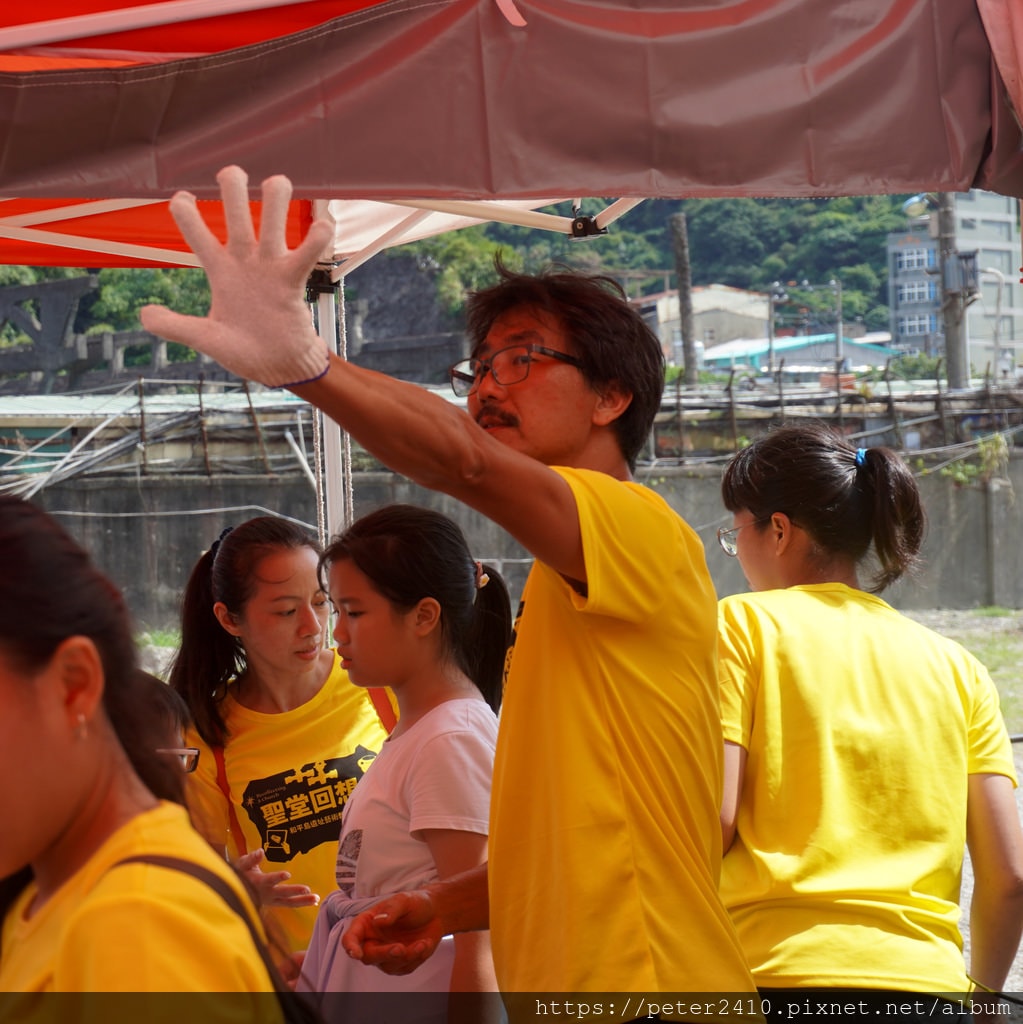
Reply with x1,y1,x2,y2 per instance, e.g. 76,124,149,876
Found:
209,525,234,561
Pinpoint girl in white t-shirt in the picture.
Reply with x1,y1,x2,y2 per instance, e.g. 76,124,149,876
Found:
301,504,511,1024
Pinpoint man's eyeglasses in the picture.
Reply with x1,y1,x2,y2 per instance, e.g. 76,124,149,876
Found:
717,518,770,557
157,747,200,773
449,344,583,398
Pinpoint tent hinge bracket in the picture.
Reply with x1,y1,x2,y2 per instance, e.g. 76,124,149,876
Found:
569,207,608,241
305,267,339,302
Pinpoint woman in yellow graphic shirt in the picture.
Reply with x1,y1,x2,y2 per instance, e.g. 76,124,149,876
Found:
716,423,1023,1017
169,516,395,959
0,497,278,1016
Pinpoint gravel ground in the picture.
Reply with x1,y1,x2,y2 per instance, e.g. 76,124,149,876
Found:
903,607,1023,651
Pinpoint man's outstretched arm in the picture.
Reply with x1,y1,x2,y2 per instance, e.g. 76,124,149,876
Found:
140,166,585,580
341,864,489,976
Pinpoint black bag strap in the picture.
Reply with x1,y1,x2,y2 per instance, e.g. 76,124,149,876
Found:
113,854,322,1022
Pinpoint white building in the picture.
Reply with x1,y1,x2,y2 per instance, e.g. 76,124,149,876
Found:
887,190,1023,381
633,284,769,364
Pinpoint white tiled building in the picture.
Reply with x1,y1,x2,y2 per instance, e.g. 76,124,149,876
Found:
887,190,1023,381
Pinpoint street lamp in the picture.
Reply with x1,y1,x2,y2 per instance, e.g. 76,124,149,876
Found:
980,266,1005,348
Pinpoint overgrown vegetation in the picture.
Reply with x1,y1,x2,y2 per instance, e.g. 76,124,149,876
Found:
862,353,945,383
136,628,181,650
939,433,1011,488
0,264,209,367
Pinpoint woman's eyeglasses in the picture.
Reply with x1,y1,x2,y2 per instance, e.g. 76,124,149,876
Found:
717,518,769,557
157,747,200,773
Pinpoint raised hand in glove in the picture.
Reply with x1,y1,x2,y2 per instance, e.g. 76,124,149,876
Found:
140,165,335,388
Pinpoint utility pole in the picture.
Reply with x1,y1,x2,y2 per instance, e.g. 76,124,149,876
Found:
830,277,843,366
937,192,968,389
669,212,698,385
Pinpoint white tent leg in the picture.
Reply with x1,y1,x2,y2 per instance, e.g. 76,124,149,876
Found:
313,284,353,542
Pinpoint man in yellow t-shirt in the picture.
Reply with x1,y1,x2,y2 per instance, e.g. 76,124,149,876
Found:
141,168,759,1012
491,465,751,994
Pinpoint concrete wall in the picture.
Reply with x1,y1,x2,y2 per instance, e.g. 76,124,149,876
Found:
36,454,1023,634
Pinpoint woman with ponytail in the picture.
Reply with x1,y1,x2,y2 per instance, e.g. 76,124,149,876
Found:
169,516,396,959
715,423,1023,1013
0,497,278,1009
300,504,511,1024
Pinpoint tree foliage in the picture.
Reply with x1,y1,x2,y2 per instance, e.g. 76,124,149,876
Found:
409,194,914,331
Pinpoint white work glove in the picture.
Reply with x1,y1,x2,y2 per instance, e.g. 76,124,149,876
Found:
140,165,335,388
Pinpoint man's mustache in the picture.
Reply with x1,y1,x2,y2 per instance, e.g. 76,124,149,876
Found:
475,406,519,429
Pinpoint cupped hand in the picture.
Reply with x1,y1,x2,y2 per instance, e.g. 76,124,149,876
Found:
341,889,442,976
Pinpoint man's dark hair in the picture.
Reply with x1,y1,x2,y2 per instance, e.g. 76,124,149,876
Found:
466,261,666,471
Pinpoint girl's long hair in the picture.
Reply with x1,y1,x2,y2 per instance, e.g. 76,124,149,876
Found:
322,504,512,712
168,517,321,747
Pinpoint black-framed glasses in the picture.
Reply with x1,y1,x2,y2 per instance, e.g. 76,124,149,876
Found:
717,518,770,557
449,344,583,398
157,747,200,773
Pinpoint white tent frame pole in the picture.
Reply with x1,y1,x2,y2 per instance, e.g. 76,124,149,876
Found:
384,196,645,235
330,207,433,282
594,198,646,230
387,200,574,233
314,286,347,540
0,198,164,225
312,197,352,541
0,223,201,266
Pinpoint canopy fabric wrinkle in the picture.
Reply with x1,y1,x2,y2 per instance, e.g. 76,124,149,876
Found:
0,0,1019,270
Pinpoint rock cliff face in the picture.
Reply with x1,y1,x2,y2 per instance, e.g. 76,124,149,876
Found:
342,251,465,383
343,251,461,348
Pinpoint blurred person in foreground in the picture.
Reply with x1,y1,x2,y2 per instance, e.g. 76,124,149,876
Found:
0,496,281,1021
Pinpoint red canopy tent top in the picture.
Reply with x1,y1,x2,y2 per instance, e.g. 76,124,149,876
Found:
0,0,1020,272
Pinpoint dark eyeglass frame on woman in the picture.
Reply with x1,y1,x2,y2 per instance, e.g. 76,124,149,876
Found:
157,747,201,773
449,343,583,398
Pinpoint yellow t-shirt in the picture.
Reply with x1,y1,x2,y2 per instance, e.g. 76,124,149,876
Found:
718,584,1017,990
490,467,756,998
185,651,394,953
0,801,279,1019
